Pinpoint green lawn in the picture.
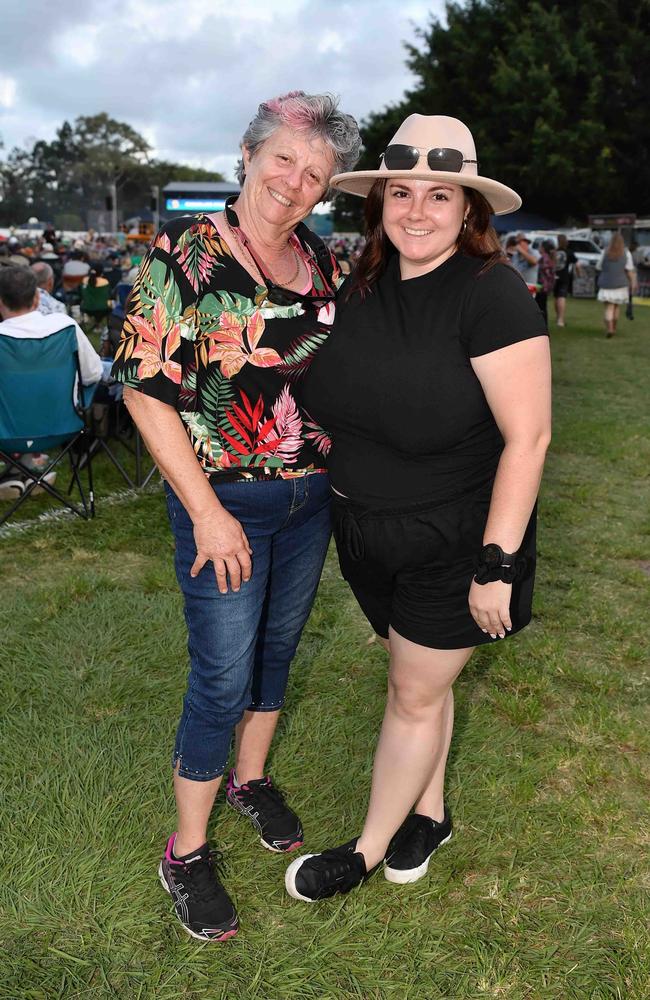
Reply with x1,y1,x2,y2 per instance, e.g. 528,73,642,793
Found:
1,299,649,1000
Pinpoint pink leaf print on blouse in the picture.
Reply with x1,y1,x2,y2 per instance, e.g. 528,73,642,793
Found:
130,298,182,384
173,227,215,293
208,309,281,378
154,231,171,254
267,385,302,464
304,413,332,456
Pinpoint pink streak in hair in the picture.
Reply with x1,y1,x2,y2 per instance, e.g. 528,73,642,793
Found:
265,92,319,131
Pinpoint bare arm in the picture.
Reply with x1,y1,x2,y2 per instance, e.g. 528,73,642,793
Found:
467,335,552,637
518,243,539,266
124,388,252,593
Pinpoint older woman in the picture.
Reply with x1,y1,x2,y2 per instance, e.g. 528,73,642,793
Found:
286,115,552,902
111,92,360,940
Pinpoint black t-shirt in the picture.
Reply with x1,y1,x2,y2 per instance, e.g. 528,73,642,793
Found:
555,247,577,283
301,252,547,505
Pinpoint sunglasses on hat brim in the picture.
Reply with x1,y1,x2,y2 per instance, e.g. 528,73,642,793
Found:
381,145,479,173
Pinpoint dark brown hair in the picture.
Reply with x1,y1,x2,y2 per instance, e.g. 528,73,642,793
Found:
347,181,505,299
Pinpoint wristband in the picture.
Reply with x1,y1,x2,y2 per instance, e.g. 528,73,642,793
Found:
474,543,518,585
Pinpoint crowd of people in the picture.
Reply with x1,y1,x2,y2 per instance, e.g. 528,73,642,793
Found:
503,230,638,335
0,231,141,500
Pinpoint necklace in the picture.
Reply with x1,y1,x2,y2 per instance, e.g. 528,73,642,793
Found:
227,218,301,287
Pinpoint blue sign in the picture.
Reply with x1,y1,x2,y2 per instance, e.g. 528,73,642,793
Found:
166,198,227,211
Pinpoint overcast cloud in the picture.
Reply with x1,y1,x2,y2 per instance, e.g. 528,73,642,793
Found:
0,0,446,180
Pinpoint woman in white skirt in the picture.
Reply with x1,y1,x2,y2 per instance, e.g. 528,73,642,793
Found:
596,233,636,338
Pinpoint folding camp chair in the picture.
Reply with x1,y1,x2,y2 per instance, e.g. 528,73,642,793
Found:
0,326,98,526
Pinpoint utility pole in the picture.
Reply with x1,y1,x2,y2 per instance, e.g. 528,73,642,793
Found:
151,185,160,233
110,180,117,234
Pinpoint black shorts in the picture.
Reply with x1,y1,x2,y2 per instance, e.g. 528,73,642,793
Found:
554,277,570,298
332,485,537,650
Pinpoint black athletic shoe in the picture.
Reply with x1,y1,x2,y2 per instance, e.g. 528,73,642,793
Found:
285,839,381,901
384,808,453,884
158,835,238,941
226,769,304,852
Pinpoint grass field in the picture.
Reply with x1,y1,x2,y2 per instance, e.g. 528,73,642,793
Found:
1,299,649,1000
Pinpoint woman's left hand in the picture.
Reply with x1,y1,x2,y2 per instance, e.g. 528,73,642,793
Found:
468,579,513,639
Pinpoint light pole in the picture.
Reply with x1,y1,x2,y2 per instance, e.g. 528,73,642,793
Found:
110,180,117,234
151,185,160,233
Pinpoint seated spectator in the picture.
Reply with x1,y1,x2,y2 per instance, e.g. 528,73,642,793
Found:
103,253,124,290
80,264,112,338
31,262,67,316
0,266,104,393
5,237,31,269
37,241,63,283
62,250,91,291
0,266,103,500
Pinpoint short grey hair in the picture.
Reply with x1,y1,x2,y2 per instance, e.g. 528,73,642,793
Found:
236,91,362,202
31,261,54,287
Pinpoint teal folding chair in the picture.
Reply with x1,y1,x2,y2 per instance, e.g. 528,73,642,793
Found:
0,326,98,526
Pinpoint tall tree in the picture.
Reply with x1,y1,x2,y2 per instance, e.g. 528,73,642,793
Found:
0,114,224,227
334,0,650,226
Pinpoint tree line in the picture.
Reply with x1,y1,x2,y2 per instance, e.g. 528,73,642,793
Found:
0,113,224,229
2,0,648,231
334,0,650,228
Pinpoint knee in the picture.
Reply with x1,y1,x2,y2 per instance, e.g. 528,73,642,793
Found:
387,676,446,723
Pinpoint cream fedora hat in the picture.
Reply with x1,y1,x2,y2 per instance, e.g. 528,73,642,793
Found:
330,114,521,215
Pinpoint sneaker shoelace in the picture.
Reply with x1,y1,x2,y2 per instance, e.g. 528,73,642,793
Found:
237,779,291,820
307,845,365,896
180,850,227,903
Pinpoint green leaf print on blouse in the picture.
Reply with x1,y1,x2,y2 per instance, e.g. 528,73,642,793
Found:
202,367,236,442
112,361,140,388
275,330,328,382
139,257,182,322
180,411,226,468
172,222,230,294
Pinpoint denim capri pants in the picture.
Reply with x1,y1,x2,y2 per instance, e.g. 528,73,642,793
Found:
165,472,331,781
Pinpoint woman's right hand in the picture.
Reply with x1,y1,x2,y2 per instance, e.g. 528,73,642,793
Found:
190,508,253,594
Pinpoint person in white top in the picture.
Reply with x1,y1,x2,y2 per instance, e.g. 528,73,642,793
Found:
0,266,103,500
31,261,67,316
0,265,103,392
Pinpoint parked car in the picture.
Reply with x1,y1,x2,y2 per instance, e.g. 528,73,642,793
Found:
500,230,603,268
529,234,602,267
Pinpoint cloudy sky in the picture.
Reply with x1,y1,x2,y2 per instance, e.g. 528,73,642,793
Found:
0,0,446,181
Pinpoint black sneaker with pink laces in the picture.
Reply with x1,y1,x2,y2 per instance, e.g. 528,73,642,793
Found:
158,835,238,941
225,769,304,852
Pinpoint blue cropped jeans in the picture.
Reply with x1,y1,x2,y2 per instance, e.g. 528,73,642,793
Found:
165,473,331,781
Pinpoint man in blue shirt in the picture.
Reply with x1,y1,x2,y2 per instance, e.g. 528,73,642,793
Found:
509,233,540,286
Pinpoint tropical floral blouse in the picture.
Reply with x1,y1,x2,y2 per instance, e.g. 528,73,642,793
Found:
111,214,339,480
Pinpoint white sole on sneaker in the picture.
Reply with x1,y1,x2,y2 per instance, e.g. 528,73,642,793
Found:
384,831,452,884
285,853,319,901
157,861,238,941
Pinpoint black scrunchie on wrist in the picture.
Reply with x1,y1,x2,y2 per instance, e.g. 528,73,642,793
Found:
473,554,529,585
